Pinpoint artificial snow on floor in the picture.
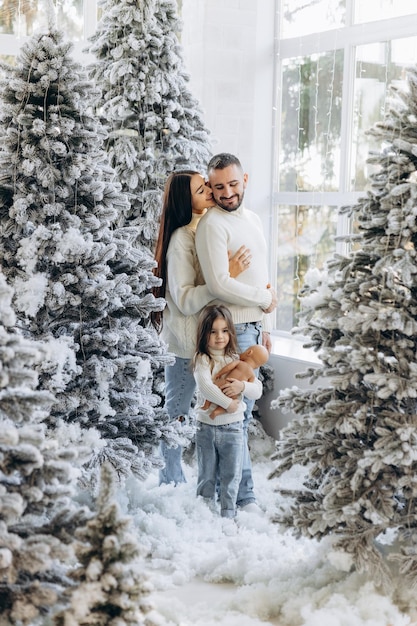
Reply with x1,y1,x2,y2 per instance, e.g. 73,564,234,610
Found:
123,424,417,626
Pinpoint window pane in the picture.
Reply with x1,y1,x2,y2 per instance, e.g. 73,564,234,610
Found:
0,54,16,66
279,50,344,193
351,36,417,191
281,0,346,38
276,204,338,332
0,0,84,39
355,0,416,23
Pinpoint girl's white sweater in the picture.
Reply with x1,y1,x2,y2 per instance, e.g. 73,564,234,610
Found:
194,349,262,427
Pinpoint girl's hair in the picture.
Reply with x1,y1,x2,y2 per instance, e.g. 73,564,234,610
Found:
151,169,200,330
193,304,239,367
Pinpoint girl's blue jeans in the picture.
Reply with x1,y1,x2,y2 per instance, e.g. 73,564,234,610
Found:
196,420,244,518
159,356,195,485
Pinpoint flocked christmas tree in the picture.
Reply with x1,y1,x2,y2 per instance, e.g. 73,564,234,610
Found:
87,0,212,250
270,65,417,587
0,272,90,625
87,0,213,431
54,462,163,626
0,14,184,483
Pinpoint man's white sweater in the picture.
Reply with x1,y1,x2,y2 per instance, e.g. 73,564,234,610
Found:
195,204,273,331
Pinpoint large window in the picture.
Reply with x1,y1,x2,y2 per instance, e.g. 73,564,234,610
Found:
0,1,98,62
0,0,84,38
273,0,417,333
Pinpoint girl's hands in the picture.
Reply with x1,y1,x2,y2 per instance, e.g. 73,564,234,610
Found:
218,378,244,397
228,245,251,278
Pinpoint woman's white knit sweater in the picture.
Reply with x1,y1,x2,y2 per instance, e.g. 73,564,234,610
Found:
161,213,214,359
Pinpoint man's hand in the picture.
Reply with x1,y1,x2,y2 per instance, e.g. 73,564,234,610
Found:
262,332,272,353
262,285,277,314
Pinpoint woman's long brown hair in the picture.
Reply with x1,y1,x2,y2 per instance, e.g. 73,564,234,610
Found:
151,170,200,331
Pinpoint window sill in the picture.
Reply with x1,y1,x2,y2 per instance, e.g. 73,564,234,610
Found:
269,333,321,364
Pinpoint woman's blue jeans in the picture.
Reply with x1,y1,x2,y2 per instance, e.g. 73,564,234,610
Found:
159,356,196,485
233,321,262,507
196,420,244,518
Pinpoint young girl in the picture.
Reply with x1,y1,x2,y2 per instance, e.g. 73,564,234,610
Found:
193,304,262,519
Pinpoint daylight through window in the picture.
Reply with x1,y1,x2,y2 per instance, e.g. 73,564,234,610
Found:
272,0,417,333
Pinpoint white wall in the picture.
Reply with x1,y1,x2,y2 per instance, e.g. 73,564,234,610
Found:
180,0,276,228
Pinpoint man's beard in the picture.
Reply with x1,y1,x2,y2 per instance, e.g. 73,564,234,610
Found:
216,192,244,212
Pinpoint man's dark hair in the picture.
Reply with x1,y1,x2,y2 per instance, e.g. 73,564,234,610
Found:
207,153,243,172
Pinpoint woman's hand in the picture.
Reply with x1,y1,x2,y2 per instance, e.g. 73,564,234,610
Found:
228,245,251,278
219,378,245,397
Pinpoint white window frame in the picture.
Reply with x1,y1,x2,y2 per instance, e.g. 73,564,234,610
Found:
271,1,417,345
